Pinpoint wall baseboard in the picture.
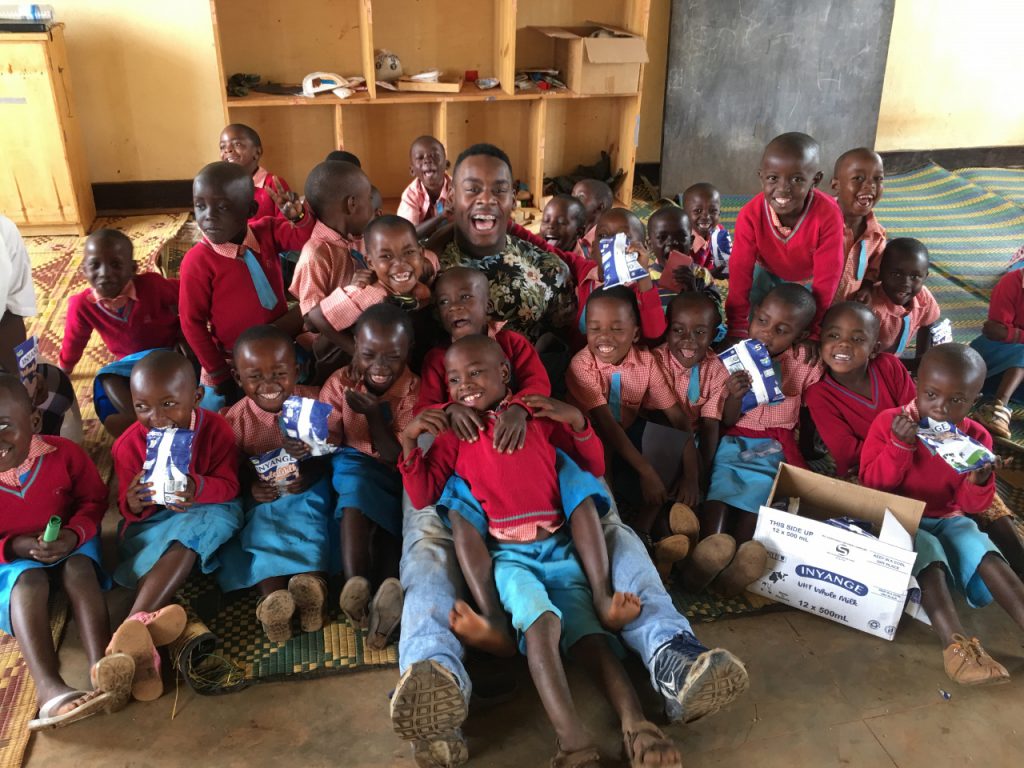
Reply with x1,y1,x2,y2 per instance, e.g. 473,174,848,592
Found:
92,180,192,214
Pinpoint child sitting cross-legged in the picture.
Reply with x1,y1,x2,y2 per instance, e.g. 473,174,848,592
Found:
567,286,701,573
690,284,822,596
860,344,1024,685
217,325,339,642
111,351,242,700
58,228,182,438
320,304,419,649
864,237,940,370
400,335,679,767
0,375,135,730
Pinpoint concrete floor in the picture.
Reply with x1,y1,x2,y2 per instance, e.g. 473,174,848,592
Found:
24,587,1024,768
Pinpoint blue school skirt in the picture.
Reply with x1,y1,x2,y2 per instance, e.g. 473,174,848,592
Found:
970,335,1024,401
0,537,110,635
436,449,611,538
332,448,403,538
913,515,1002,608
216,476,333,592
114,502,244,589
93,349,169,422
706,434,783,513
749,264,813,313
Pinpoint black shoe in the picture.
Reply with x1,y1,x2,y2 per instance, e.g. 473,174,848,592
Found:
651,634,749,723
391,661,469,767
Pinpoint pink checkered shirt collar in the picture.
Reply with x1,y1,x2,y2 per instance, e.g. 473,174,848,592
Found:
310,220,347,244
0,436,56,487
587,345,643,374
87,279,138,311
252,167,269,189
205,227,261,259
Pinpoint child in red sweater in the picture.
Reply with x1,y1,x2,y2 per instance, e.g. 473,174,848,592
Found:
59,228,182,437
112,351,241,699
725,132,845,341
0,375,133,730
805,302,915,479
397,135,452,239
860,344,1024,685
830,148,886,302
865,238,940,367
400,336,677,767
181,161,313,406
320,305,419,648
971,267,1024,439
539,194,587,253
218,326,338,643
218,123,290,223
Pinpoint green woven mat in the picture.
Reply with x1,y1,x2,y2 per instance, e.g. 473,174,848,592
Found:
177,574,396,690
954,167,1024,210
670,587,788,622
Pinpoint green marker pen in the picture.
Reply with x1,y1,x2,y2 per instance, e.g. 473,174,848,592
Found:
42,516,62,543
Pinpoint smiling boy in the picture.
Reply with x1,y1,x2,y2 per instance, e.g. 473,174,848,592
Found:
830,148,886,302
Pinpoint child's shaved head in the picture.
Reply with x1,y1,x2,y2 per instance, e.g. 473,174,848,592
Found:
85,228,133,255
763,283,817,329
194,161,254,207
572,179,614,229
822,301,880,337
763,132,821,168
233,324,295,364
446,334,506,366
131,349,195,389
223,123,261,148
435,266,488,296
304,160,371,219
920,343,987,391
595,207,645,243
832,147,883,178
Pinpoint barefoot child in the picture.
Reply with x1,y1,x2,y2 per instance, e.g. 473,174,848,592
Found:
111,351,242,699
217,326,337,642
0,375,134,730
58,229,182,437
398,135,452,239
725,132,845,340
539,194,587,253
681,183,731,278
804,302,914,479
830,148,886,302
971,267,1024,439
320,304,419,649
181,161,313,406
218,123,290,222
860,344,1024,685
865,238,940,367
400,336,679,767
567,287,700,567
693,284,822,596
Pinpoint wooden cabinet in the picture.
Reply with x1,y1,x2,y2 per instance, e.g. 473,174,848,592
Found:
210,0,650,206
0,24,95,235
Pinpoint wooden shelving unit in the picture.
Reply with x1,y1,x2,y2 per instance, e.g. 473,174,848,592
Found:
210,0,650,206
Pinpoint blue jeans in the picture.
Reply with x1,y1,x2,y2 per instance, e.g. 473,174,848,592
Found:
397,483,698,698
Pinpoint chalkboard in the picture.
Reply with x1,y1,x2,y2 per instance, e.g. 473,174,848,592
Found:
661,0,895,196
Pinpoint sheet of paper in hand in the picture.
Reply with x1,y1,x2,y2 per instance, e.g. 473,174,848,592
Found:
280,396,338,456
142,428,195,505
600,233,648,288
251,448,301,492
718,339,784,413
916,417,996,474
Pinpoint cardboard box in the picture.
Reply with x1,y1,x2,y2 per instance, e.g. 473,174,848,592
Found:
748,464,925,641
526,25,649,95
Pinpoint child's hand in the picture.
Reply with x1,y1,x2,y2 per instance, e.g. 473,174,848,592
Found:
672,263,698,291
404,409,450,441
411,281,432,309
445,403,483,442
281,470,311,496
165,477,197,513
251,478,280,503
8,534,41,561
725,370,752,399
982,320,1009,342
795,339,820,365
345,388,384,418
891,412,918,445
627,241,654,292
30,528,77,564
639,464,668,508
126,471,155,515
350,269,376,290
849,285,873,305
968,463,995,486
493,405,528,454
521,395,586,432
267,178,305,223
281,435,312,460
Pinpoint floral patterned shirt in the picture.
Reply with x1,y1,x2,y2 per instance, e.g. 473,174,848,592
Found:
439,235,575,340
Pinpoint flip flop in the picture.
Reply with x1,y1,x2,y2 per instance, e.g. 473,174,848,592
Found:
339,576,371,629
108,619,163,701
89,652,135,713
125,605,187,647
288,574,327,634
27,689,114,731
367,577,404,650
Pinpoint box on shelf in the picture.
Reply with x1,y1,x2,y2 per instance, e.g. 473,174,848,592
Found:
748,464,925,641
524,24,648,95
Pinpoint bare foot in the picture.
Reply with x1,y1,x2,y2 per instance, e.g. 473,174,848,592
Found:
448,600,516,657
596,591,642,631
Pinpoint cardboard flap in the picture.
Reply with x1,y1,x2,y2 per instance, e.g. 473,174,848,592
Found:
582,35,649,64
531,26,582,40
878,509,913,550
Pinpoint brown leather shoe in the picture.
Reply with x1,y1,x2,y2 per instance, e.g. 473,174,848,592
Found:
943,634,1010,686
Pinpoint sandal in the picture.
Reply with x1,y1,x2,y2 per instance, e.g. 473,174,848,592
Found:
288,574,327,634
27,689,115,732
367,577,403,650
551,744,601,767
108,618,163,701
978,401,1012,439
339,576,372,628
623,721,681,768
89,652,135,713
126,604,187,646
256,589,295,643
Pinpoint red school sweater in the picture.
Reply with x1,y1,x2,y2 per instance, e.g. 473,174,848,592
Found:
859,404,995,519
986,268,1024,336
400,410,605,539
725,190,845,339
58,273,182,373
0,437,107,562
252,173,289,223
414,328,551,415
112,408,240,526
179,214,314,382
